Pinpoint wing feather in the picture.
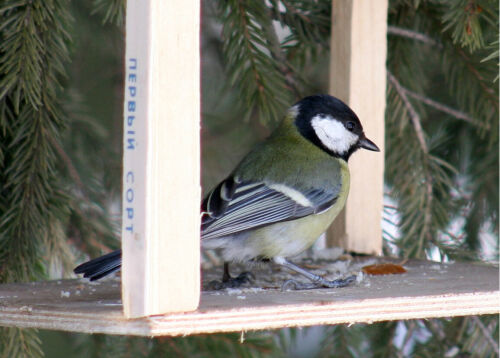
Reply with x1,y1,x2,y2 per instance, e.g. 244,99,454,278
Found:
201,176,337,240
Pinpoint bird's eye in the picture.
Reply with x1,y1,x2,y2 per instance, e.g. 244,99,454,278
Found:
346,121,355,131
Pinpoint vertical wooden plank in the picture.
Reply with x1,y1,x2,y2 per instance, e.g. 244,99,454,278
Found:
328,0,387,254
122,0,201,318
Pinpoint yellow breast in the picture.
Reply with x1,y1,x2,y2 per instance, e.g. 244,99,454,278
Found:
246,160,350,258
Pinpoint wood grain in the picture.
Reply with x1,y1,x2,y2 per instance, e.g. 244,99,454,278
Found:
0,260,497,336
328,0,387,254
121,0,201,318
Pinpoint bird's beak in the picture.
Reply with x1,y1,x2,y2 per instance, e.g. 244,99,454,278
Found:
358,136,380,152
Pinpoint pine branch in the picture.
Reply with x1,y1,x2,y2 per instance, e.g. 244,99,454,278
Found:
435,4,499,140
470,316,499,355
261,6,301,99
270,0,331,47
217,0,291,124
92,0,125,26
404,89,478,125
387,25,443,47
426,319,446,341
278,0,331,76
387,70,428,153
0,0,72,282
386,76,458,258
50,135,84,192
387,68,481,126
441,0,495,52
455,46,498,111
0,1,74,353
0,327,43,358
400,321,418,354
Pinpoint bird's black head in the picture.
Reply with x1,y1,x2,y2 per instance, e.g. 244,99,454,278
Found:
292,94,379,161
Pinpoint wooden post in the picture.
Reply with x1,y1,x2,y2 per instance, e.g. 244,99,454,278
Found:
328,0,387,254
121,0,201,318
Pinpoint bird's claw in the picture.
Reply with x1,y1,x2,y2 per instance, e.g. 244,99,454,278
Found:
281,280,316,291
208,271,255,290
281,275,356,291
321,274,356,288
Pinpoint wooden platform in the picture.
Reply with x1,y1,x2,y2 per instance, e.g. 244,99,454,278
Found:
0,259,498,336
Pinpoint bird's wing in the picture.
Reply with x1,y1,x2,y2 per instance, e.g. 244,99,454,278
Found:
201,176,337,240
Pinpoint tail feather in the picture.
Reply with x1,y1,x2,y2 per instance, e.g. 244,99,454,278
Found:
74,250,122,281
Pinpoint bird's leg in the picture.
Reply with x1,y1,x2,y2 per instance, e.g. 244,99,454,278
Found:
208,262,255,290
222,262,231,282
274,257,356,291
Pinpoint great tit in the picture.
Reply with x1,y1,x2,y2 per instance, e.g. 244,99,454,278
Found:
74,94,379,290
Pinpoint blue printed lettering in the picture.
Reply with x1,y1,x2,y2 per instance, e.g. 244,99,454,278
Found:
129,58,137,70
126,188,134,203
127,138,135,150
128,101,136,112
127,115,134,126
126,171,134,183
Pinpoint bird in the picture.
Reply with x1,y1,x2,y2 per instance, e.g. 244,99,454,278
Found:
74,94,379,290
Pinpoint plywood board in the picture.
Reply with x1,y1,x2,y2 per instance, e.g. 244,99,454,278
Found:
0,260,497,336
328,0,387,254
121,0,201,318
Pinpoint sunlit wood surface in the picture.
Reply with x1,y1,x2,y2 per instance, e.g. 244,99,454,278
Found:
0,259,497,336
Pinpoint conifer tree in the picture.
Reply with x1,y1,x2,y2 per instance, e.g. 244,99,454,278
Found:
0,0,497,357
0,1,73,356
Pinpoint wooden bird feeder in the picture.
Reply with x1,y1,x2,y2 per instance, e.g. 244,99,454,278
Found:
0,0,497,336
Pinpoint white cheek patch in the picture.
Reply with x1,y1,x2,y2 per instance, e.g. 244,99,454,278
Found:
311,115,359,154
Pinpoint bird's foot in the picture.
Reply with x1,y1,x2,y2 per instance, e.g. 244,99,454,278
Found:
281,275,356,291
208,271,255,290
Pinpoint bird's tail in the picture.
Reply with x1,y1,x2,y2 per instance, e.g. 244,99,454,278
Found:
74,249,122,281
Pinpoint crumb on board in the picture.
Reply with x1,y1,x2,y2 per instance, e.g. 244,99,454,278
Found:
199,254,398,291
362,263,407,275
